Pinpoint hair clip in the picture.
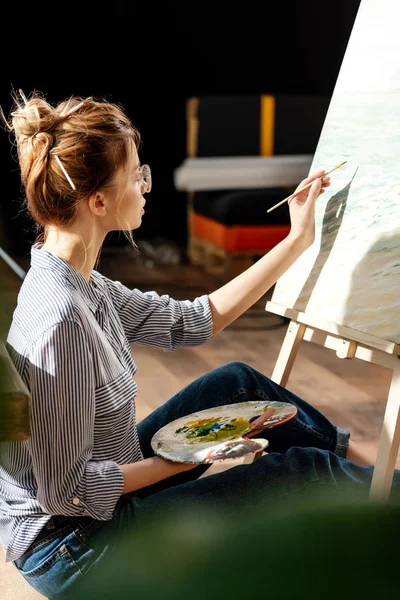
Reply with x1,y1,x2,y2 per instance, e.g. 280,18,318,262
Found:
60,97,92,118
18,88,77,190
63,101,85,116
54,155,76,190
19,89,29,106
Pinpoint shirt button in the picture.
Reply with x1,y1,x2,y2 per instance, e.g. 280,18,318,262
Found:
72,497,80,506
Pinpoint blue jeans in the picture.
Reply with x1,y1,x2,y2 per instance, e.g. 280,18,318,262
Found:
13,362,400,598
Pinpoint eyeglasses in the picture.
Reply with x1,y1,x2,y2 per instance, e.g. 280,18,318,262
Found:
137,164,152,194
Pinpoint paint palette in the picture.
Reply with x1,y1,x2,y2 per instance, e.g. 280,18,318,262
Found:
151,400,297,464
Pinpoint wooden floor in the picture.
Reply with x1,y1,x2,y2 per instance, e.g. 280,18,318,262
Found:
0,245,397,463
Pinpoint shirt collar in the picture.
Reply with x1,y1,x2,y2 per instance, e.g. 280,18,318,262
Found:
30,244,103,312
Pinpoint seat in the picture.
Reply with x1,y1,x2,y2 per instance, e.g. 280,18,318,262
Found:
174,94,330,278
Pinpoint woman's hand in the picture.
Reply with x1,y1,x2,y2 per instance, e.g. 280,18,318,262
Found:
207,170,331,336
287,169,331,249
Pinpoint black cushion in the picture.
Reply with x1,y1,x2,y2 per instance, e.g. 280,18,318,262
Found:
193,188,291,226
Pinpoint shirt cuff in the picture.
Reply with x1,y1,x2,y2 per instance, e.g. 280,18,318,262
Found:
73,460,124,520
180,294,214,347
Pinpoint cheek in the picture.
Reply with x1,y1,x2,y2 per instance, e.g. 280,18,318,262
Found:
129,193,143,213
121,187,142,211
125,189,144,223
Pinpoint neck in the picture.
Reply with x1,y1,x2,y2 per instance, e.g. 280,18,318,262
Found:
41,226,106,281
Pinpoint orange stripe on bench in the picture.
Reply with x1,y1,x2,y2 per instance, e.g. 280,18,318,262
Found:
192,213,290,251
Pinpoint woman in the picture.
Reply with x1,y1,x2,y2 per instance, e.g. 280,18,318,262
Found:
1,91,396,598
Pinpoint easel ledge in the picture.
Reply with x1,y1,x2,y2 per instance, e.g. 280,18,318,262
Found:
265,301,400,501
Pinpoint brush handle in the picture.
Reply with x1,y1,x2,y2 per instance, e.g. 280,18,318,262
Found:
266,161,347,214
266,180,314,213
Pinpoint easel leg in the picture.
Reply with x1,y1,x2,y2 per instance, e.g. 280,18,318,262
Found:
369,361,400,501
271,321,306,387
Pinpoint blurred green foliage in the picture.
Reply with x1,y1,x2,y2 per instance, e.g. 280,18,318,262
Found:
73,490,400,600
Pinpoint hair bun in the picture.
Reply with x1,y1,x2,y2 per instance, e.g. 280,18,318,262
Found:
2,88,140,233
30,130,54,156
11,97,58,141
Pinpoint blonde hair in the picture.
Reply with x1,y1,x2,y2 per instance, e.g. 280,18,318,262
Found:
2,90,140,244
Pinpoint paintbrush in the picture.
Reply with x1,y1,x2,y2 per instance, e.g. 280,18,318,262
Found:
266,160,347,213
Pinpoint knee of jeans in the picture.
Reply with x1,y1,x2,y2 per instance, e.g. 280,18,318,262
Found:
223,361,255,376
209,362,250,381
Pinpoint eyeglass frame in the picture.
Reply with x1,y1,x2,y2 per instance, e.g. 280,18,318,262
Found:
137,164,152,194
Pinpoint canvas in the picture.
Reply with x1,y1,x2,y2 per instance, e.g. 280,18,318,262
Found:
270,0,400,344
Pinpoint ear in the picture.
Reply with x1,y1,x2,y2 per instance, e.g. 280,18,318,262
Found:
88,191,107,217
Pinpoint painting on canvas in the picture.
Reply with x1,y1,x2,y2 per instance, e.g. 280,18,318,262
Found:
270,0,400,344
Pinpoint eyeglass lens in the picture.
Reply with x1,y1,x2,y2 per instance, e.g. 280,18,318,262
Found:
141,164,152,193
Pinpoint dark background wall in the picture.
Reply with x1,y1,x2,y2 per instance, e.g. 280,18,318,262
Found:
0,0,362,256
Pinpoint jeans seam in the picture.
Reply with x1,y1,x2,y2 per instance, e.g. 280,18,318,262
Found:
291,418,336,447
76,519,105,542
18,539,86,579
226,388,270,405
19,524,76,559
64,541,85,577
19,544,69,578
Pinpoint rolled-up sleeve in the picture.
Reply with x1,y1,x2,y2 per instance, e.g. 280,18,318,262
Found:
28,320,124,520
103,278,214,349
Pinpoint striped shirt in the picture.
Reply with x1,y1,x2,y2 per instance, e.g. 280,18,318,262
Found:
0,245,213,562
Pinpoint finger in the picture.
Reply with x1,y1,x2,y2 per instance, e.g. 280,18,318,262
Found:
298,169,325,189
250,408,276,430
244,428,264,438
297,178,322,204
310,169,325,180
292,177,321,205
309,178,322,199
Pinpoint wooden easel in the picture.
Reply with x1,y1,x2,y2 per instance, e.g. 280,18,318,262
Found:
266,301,400,501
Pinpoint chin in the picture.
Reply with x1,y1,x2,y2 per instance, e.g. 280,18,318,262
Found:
131,218,142,230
